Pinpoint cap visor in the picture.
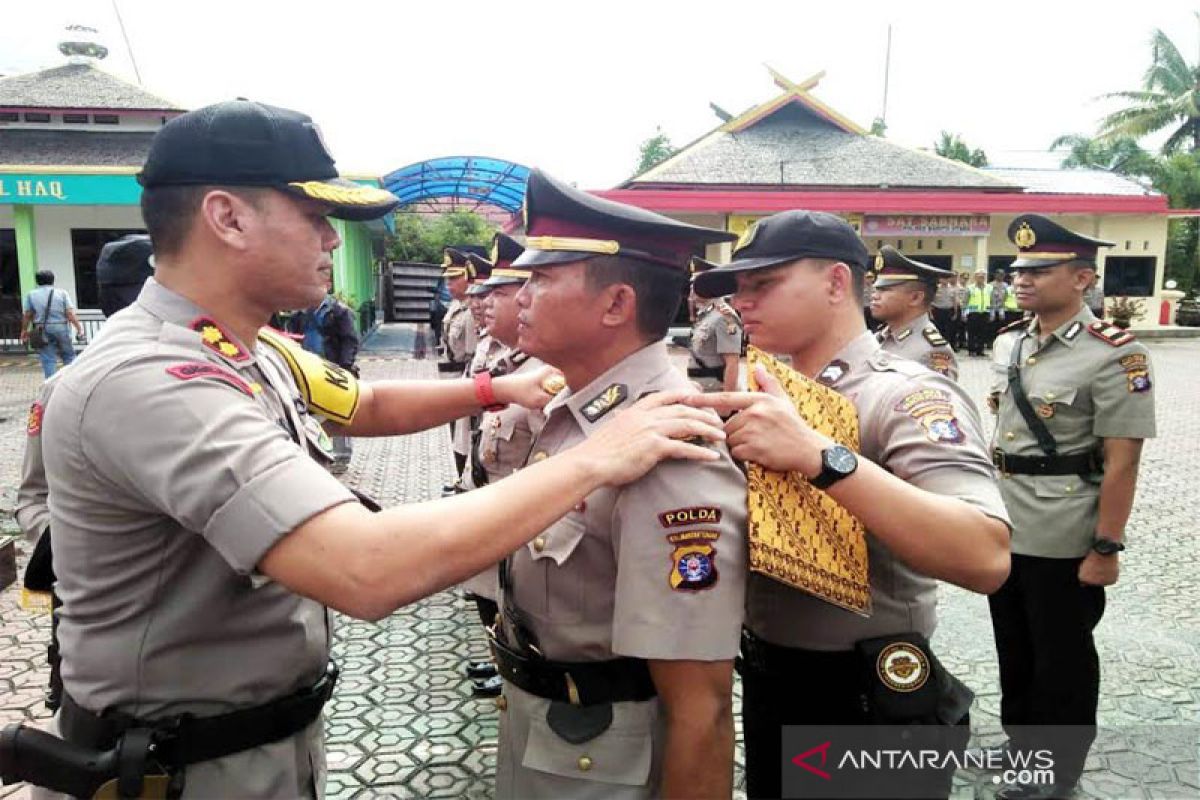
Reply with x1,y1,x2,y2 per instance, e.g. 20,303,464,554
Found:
1010,257,1082,269
284,178,400,221
512,249,601,268
482,275,527,288
692,254,799,298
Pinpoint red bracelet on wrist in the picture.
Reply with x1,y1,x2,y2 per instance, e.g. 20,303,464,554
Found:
474,372,508,412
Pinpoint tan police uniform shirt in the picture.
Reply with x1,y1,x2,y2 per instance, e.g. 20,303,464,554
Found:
495,341,747,799
931,284,956,311
39,278,357,799
745,331,1009,651
688,301,743,391
16,376,58,543
992,306,1156,558
460,352,547,601
876,312,959,381
441,299,478,368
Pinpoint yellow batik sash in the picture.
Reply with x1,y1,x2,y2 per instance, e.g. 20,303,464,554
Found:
746,346,871,615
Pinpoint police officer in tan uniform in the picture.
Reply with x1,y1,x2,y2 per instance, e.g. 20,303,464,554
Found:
10,101,727,799
447,255,501,494
686,258,743,392
691,210,1011,799
986,215,1156,800
490,169,747,800
439,248,478,372
458,235,546,697
870,245,959,381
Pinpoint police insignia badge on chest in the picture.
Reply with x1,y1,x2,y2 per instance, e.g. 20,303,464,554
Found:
667,531,719,591
581,383,628,422
895,388,965,444
876,642,931,693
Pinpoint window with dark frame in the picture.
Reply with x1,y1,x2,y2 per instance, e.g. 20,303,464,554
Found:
0,229,18,318
1102,256,1156,298
0,112,18,123
63,113,89,124
22,112,51,123
70,228,146,309
93,114,120,125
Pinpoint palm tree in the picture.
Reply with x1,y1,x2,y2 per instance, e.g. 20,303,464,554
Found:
934,131,988,167
1098,16,1200,153
1050,134,1160,176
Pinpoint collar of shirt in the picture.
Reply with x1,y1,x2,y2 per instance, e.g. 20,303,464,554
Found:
880,312,930,344
1026,305,1096,350
136,277,259,368
817,330,882,388
546,340,674,430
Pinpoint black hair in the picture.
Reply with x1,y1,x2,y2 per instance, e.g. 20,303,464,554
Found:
584,255,688,340
140,185,266,256
34,270,55,286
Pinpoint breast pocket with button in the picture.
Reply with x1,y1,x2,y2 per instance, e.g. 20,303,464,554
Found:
527,513,589,622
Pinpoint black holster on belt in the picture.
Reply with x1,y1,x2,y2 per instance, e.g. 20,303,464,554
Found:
22,529,55,592
686,365,724,380
854,633,973,726
0,662,338,799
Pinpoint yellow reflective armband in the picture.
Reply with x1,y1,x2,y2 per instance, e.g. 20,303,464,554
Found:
257,327,360,425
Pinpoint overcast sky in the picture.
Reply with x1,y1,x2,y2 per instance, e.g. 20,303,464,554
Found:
2,0,1195,188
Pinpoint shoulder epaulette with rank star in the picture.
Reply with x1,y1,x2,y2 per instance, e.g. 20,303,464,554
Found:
996,317,1031,336
1086,320,1136,347
923,326,948,347
191,317,251,362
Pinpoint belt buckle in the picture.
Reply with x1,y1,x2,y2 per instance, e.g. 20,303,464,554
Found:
993,449,1009,477
564,672,582,706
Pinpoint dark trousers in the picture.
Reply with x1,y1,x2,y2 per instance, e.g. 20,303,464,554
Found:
965,312,991,355
741,644,966,799
931,307,955,342
988,554,1105,786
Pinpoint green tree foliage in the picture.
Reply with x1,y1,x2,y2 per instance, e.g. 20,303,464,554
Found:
934,131,988,167
1098,16,1200,153
636,127,676,174
385,210,497,264
869,117,888,137
1049,134,1160,175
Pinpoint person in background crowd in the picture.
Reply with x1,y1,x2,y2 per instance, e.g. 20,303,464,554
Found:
951,270,970,351
930,272,957,342
988,268,1010,346
1084,272,1106,318
965,269,993,356
862,268,877,329
97,234,155,319
686,257,744,392
870,246,959,381
21,270,85,378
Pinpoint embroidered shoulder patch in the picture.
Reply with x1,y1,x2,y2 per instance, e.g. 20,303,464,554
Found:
817,360,849,386
926,351,954,376
581,383,628,422
894,387,965,444
190,317,250,362
667,531,720,591
1086,321,1135,347
1121,352,1152,393
1119,353,1148,370
166,362,254,397
922,326,948,347
659,507,722,528
26,402,43,436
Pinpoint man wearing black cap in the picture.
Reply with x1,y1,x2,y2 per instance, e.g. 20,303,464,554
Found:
20,101,725,798
870,245,959,380
985,214,1156,800
689,210,1011,799
490,169,748,799
96,234,155,318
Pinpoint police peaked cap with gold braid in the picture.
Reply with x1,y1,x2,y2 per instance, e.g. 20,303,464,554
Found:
872,245,954,289
1008,214,1113,269
482,233,530,288
138,99,400,222
514,168,736,270
464,253,495,296
442,247,475,280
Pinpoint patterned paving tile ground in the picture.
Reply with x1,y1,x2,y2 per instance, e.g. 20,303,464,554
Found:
1,329,1198,798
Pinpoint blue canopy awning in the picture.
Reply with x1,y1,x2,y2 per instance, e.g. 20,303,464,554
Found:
382,156,530,213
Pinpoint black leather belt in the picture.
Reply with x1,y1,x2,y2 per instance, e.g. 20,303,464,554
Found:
437,361,466,374
738,628,855,674
59,662,339,767
687,365,724,379
992,449,1102,476
489,633,656,706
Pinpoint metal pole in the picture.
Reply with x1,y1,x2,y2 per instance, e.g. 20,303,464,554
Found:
880,24,893,127
111,0,143,85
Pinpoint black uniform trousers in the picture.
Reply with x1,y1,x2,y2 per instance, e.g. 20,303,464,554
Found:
988,553,1106,787
741,646,966,800
965,311,991,355
931,307,955,344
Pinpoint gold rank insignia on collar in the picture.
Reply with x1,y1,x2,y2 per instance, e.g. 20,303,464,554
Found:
190,317,250,362
580,383,628,422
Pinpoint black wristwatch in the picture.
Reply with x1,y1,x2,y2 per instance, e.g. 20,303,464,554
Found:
1092,537,1125,556
810,445,858,490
